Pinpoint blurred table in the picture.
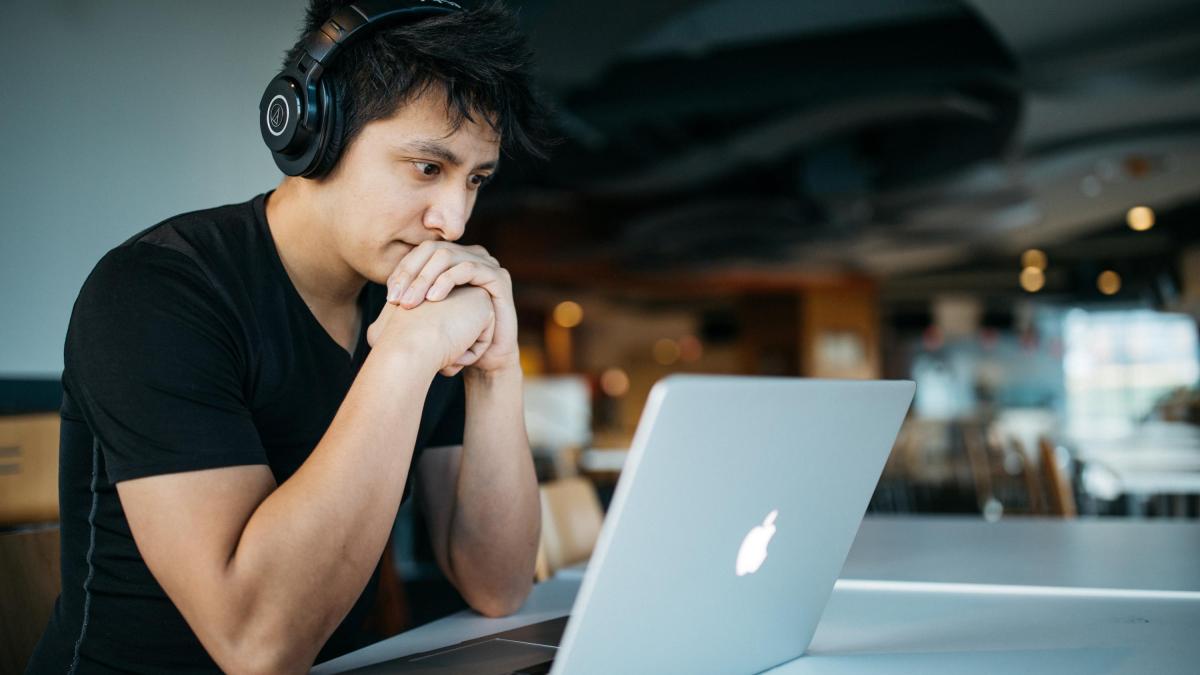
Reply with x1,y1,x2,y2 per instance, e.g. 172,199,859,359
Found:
1073,436,1200,472
840,516,1200,592
1072,429,1200,511
314,516,1200,673
781,585,1197,674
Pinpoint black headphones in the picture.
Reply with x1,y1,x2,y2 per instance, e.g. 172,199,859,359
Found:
260,0,465,177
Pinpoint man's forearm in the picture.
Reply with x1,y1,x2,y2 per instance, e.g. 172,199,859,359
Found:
448,362,541,616
221,344,438,671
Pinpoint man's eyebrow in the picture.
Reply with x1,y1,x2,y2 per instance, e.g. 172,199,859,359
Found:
399,140,499,172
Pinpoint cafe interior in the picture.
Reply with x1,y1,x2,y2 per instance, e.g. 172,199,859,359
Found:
3,0,1200,672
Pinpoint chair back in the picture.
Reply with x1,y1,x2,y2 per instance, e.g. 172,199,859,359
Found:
0,413,61,526
1008,436,1048,515
1038,437,1078,518
0,526,62,673
535,477,604,581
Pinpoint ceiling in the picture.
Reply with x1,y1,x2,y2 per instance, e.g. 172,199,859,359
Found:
469,0,1200,305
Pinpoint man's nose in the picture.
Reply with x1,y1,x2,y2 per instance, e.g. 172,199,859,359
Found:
423,187,470,242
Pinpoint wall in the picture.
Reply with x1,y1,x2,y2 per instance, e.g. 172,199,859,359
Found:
0,0,301,378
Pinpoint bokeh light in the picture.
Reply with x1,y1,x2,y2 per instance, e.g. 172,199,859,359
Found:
1021,249,1047,270
1097,270,1122,295
552,301,584,328
1126,206,1154,232
600,368,630,397
1019,266,1045,293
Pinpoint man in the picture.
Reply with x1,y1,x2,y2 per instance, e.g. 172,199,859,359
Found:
28,1,551,672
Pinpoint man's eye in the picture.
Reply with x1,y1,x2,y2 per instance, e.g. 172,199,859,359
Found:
470,174,494,188
413,162,440,177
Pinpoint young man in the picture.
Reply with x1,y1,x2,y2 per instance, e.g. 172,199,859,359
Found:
28,1,551,672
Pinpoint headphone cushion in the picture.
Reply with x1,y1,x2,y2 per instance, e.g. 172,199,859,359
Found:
309,79,347,179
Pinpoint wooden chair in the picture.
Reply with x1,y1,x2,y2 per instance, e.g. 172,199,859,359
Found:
966,422,1049,517
0,413,62,670
962,420,996,513
1038,437,1078,518
0,526,61,673
1007,436,1047,516
534,477,604,582
0,413,61,526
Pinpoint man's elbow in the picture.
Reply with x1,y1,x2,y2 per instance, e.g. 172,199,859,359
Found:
217,638,316,675
210,611,323,675
218,649,294,675
468,582,533,618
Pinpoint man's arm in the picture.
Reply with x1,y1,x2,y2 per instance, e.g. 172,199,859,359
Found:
118,347,433,674
417,360,541,617
390,241,539,615
117,288,495,675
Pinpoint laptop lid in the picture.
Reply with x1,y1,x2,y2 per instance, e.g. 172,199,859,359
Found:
551,375,915,675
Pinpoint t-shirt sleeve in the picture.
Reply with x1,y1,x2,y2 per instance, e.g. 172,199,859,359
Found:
65,242,267,483
423,372,465,450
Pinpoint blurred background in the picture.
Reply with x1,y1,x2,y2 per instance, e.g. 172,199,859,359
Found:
4,0,1200,646
480,0,1200,524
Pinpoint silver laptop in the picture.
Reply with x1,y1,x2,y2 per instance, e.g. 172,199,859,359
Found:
350,375,915,675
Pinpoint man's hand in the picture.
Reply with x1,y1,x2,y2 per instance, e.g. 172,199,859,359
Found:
367,285,495,377
385,242,519,374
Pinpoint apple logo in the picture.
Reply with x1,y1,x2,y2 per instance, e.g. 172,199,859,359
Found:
736,509,778,576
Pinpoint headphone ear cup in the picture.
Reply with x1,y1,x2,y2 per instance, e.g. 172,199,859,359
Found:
260,76,304,154
308,78,346,179
261,68,321,176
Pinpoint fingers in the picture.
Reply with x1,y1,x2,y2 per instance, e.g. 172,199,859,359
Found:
388,243,452,307
455,319,495,367
386,242,500,309
424,261,496,303
451,311,496,369
387,241,432,303
467,244,500,267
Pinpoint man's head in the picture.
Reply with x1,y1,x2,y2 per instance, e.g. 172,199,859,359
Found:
274,0,551,288
284,0,550,177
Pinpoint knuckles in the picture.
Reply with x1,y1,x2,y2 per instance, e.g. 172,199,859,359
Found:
387,241,512,300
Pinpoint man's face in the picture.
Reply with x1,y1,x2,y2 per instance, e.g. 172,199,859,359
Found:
315,86,501,286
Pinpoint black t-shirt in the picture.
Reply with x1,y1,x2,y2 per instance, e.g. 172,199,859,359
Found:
27,193,464,674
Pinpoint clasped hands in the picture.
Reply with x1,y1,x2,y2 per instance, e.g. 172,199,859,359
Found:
366,241,517,377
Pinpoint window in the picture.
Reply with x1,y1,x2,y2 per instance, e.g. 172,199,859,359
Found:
1062,309,1199,439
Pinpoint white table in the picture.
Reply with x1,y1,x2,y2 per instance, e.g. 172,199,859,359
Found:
840,516,1200,592
313,517,1200,674
782,584,1198,674
1073,432,1200,500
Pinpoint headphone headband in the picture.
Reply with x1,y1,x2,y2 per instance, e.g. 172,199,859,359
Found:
299,0,462,72
261,0,465,177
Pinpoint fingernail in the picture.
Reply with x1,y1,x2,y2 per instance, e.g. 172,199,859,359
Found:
401,287,419,305
387,285,401,302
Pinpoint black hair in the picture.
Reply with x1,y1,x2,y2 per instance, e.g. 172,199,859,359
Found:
285,0,553,175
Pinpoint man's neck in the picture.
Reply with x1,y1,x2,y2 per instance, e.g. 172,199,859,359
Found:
264,178,365,311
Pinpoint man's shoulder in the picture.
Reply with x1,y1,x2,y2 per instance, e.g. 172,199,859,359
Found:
66,202,261,376
84,194,266,293
119,194,263,261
